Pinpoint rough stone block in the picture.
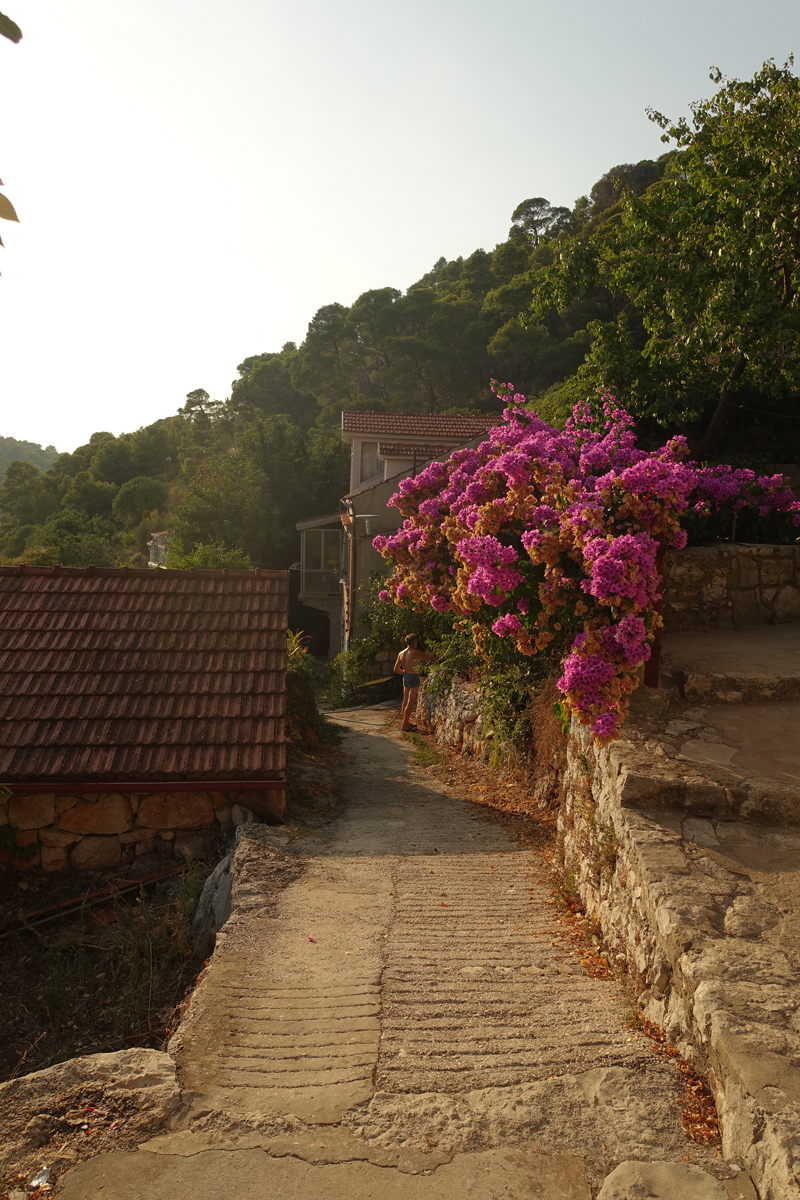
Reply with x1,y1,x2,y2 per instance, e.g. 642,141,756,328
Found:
734,553,760,589
759,558,793,587
136,792,214,829
39,826,82,847
8,793,55,830
118,828,155,844
55,794,79,817
598,1160,728,1198
59,795,132,835
724,896,780,938
135,837,161,857
0,1047,179,1131
70,835,121,870
730,590,762,629
702,577,728,602
214,804,232,826
173,830,215,861
773,584,800,621
191,851,233,958
41,845,68,871
231,802,257,826
59,796,131,835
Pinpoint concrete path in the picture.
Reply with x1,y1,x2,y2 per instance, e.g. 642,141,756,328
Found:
56,712,735,1199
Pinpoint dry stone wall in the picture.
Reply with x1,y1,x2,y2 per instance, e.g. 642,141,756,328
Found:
663,544,800,633
556,725,800,1200
0,788,255,872
416,676,490,760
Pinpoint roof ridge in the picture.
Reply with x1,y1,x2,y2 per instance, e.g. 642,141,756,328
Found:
0,565,289,579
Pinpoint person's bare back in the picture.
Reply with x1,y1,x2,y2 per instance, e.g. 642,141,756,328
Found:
395,634,434,731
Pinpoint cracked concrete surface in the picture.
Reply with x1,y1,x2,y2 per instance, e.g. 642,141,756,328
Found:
55,712,742,1199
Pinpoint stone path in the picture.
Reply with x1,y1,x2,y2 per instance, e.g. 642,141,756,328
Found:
55,711,741,1199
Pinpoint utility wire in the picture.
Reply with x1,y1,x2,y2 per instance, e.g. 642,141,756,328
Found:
729,401,800,420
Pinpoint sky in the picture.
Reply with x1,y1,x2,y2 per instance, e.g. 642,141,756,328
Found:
1,0,799,453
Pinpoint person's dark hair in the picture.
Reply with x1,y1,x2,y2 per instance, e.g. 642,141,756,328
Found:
404,633,417,648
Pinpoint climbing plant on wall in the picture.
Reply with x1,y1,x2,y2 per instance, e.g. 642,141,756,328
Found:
374,383,800,742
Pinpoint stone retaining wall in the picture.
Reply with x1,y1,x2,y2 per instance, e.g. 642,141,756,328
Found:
663,543,800,633
416,677,490,760
0,788,272,872
557,725,800,1200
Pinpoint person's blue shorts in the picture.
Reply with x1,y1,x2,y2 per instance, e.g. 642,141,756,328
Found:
403,672,421,688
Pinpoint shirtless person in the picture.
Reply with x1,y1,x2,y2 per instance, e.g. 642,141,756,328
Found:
394,633,435,732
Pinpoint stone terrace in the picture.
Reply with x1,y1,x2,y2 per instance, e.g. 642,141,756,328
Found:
561,623,800,1199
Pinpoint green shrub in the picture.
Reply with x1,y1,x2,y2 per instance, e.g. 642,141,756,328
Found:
286,630,339,743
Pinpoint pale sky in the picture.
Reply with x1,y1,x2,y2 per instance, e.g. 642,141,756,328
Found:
1,0,798,453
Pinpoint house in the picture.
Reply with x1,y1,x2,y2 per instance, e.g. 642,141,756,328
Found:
297,411,497,656
147,531,169,567
0,564,289,872
340,411,498,495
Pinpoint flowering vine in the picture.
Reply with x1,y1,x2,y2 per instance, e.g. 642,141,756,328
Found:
374,384,800,742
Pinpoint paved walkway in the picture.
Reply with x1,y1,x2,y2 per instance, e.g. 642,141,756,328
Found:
57,713,734,1199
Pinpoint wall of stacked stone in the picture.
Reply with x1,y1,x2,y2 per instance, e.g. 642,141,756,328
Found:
662,543,800,632
416,676,492,761
0,788,255,872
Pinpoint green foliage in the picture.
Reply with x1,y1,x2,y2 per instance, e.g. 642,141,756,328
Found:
553,701,571,737
405,732,444,768
112,475,168,528
0,10,22,42
532,59,800,453
7,83,800,577
166,538,253,570
25,874,203,1059
0,438,58,486
286,630,339,744
330,576,558,758
324,573,451,705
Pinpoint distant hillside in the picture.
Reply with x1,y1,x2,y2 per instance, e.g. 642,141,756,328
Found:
0,436,59,485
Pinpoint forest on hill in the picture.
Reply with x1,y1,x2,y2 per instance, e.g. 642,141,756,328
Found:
2,60,799,573
0,436,58,485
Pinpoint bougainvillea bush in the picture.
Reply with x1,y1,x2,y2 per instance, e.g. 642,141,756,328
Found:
374,384,800,742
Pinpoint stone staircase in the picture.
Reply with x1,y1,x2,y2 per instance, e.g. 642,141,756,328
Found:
560,623,800,1200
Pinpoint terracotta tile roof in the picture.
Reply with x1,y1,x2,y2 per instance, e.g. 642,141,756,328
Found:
0,566,289,785
377,442,453,459
341,412,497,438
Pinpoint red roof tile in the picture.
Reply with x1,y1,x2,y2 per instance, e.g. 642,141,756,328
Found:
0,566,289,784
341,412,497,438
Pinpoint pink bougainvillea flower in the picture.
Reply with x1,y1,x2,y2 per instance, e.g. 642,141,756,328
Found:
373,380,800,744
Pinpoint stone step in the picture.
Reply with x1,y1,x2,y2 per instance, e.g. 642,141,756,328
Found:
661,625,800,704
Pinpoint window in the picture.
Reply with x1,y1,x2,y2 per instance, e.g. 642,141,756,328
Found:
301,528,341,596
360,441,379,482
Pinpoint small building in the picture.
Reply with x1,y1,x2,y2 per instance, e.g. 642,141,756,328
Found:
340,411,498,495
297,411,497,656
147,531,169,567
0,564,289,872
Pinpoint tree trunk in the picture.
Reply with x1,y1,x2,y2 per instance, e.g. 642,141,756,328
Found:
689,354,747,459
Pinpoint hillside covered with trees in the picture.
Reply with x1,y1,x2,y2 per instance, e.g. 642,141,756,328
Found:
2,60,799,572
0,437,58,485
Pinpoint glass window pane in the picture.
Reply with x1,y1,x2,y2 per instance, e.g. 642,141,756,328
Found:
304,529,322,571
323,532,340,571
360,442,379,481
